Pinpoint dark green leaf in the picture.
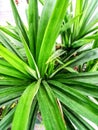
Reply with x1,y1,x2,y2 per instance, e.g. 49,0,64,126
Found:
49,80,98,126
0,86,26,107
0,107,15,130
38,81,66,130
10,0,29,45
29,0,38,57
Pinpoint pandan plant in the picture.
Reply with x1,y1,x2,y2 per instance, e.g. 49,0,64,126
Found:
0,0,98,130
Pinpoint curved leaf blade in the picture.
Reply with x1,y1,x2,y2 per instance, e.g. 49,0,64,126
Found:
36,0,56,60
0,44,37,79
0,31,23,60
69,48,98,67
12,80,41,130
63,107,94,130
49,80,98,126
0,86,26,107
37,81,66,130
0,76,28,86
10,0,29,45
37,0,69,76
0,108,15,130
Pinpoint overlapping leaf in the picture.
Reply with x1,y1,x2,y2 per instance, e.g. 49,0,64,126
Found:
38,81,66,130
12,80,41,130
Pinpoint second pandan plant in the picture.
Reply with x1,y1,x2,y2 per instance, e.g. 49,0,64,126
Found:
0,0,98,130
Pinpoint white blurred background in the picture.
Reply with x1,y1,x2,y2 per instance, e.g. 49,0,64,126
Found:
0,0,42,25
0,0,27,25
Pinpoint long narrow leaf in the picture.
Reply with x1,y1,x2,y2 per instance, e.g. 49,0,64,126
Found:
55,72,98,85
0,44,37,79
12,80,41,130
51,48,98,77
10,0,29,45
56,79,98,98
10,0,38,71
0,64,27,79
69,48,98,67
0,86,26,107
0,76,29,86
36,0,56,60
78,0,98,38
18,32,40,78
0,26,21,41
49,80,98,126
0,108,15,130
38,0,69,76
37,81,66,130
29,0,38,57
0,31,23,60
28,98,38,130
63,107,94,130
